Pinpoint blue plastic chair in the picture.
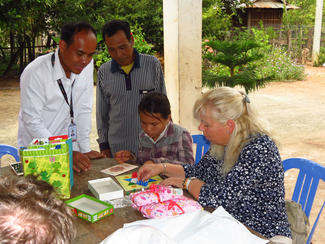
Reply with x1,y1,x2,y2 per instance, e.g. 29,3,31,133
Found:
191,134,210,164
306,201,325,244
0,144,20,166
283,158,325,244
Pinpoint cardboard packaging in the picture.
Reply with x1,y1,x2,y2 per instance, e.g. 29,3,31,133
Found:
20,135,73,199
88,177,124,201
65,194,114,223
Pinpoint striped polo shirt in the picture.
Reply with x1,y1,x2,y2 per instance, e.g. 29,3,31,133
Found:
96,49,167,155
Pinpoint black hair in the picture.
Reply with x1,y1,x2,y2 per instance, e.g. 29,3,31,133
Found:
102,20,131,41
60,22,97,47
138,92,171,120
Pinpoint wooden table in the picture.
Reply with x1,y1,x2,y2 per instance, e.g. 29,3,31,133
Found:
1,158,270,244
73,156,269,243
70,157,145,244
0,158,145,244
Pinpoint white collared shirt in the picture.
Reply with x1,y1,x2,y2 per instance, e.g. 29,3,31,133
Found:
17,49,94,152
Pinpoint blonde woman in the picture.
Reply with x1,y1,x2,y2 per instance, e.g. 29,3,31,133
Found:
138,87,291,239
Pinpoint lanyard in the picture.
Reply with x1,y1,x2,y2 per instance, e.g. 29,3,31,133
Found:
57,78,75,121
51,53,75,122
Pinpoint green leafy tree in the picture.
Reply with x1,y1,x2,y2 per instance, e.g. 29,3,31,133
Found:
202,0,252,39
0,0,57,74
0,0,164,75
282,0,318,60
202,0,232,39
283,0,316,27
80,0,163,52
203,39,266,93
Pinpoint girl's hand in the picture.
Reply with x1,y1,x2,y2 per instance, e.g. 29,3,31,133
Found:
160,177,184,188
114,150,132,164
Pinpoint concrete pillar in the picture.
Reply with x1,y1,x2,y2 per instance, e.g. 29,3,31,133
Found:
163,0,202,134
248,11,251,29
312,0,323,65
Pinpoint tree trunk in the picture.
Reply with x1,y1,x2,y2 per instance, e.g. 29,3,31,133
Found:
19,45,24,74
0,47,5,60
25,35,33,63
230,67,234,77
31,34,36,61
18,34,25,75
9,31,15,60
307,27,313,51
2,48,20,76
287,29,291,53
46,33,52,49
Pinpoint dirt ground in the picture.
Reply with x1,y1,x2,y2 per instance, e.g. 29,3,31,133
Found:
0,65,324,243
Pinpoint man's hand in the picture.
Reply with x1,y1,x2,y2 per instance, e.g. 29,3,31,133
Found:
114,150,132,164
73,151,91,172
84,150,104,160
101,149,111,158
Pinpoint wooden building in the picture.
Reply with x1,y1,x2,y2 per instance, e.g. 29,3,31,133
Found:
234,0,299,29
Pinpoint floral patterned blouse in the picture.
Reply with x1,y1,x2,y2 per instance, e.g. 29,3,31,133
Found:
183,134,292,238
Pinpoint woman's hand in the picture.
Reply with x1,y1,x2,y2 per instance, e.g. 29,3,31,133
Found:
137,163,163,181
114,150,132,164
160,177,184,188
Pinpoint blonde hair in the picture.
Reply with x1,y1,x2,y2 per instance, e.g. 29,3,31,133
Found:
0,175,76,244
194,87,272,174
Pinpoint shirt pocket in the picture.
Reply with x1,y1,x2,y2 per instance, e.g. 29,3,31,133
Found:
139,88,155,95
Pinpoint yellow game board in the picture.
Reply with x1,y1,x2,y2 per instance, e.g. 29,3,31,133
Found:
115,173,163,192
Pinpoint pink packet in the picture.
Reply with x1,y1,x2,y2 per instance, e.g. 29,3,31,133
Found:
138,195,203,219
130,184,175,207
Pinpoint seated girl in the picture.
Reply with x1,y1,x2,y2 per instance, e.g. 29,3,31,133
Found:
114,92,194,165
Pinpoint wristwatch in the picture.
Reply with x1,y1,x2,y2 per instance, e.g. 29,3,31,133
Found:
184,177,196,191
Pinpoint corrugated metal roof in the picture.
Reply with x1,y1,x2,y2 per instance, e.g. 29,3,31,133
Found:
249,2,299,9
238,1,299,9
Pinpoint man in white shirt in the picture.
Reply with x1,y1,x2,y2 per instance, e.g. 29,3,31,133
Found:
18,22,103,172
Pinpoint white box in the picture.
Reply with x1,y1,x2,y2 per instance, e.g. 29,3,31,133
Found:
88,177,124,201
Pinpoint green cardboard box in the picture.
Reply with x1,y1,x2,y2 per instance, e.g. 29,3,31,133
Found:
65,194,114,223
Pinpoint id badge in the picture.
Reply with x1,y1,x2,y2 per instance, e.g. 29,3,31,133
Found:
68,122,77,142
